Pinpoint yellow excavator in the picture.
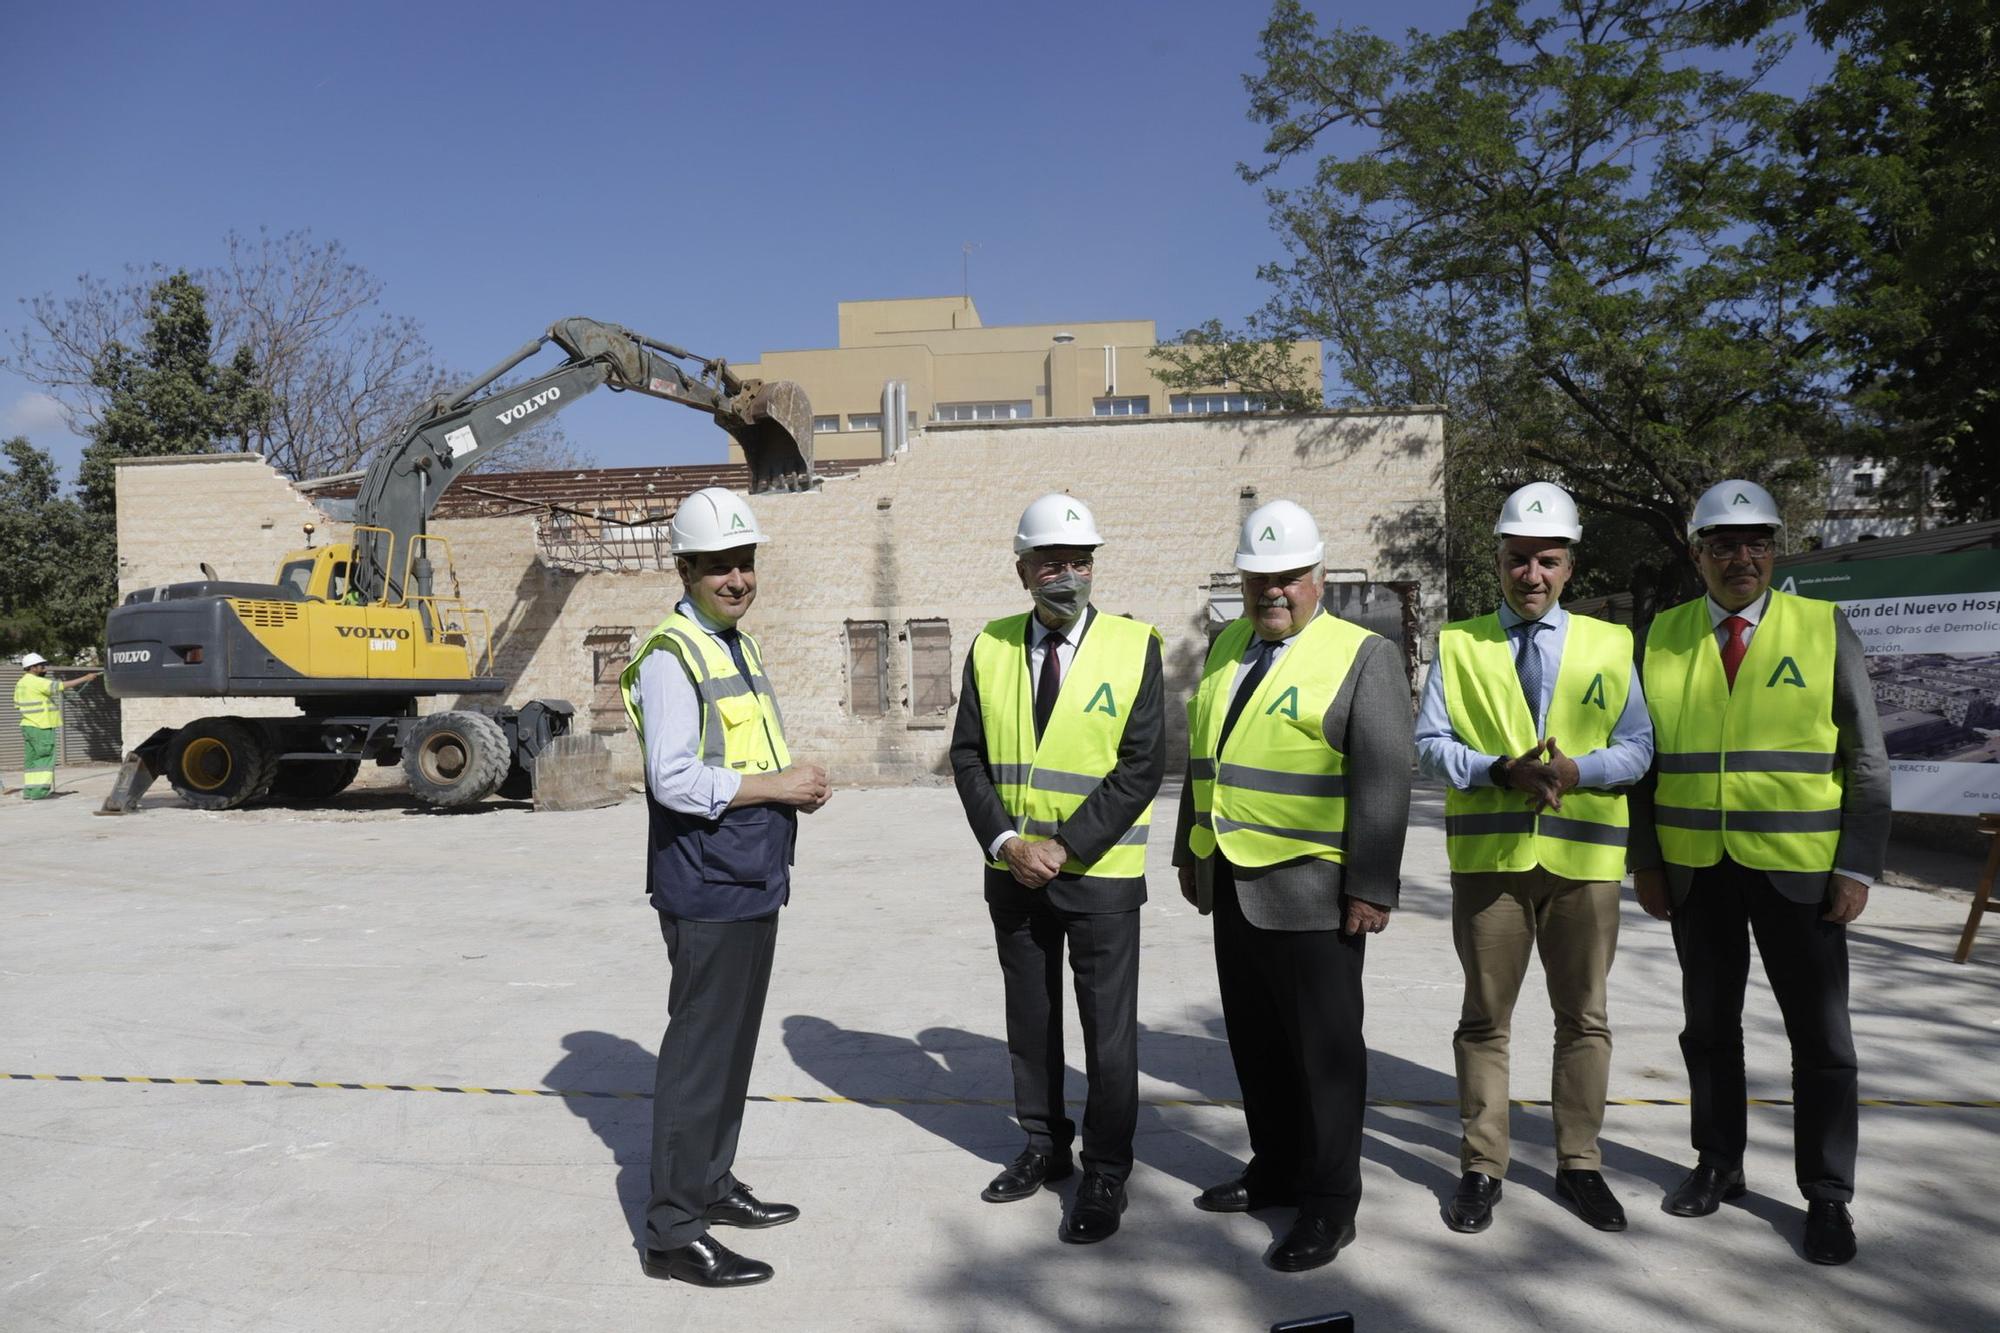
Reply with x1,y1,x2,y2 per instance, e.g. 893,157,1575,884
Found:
102,317,812,810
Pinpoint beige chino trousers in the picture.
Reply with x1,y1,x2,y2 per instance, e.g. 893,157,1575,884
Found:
1451,867,1620,1176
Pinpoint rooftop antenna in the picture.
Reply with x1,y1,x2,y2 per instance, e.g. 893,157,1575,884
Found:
961,242,976,308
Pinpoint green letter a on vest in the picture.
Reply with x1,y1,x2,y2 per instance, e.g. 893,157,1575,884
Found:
1766,656,1806,688
1265,685,1300,719
1580,672,1607,710
1084,682,1118,716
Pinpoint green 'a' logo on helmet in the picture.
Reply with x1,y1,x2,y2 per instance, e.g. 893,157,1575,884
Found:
1580,672,1607,710
1766,656,1806,688
729,513,747,530
1733,491,1752,506
1265,685,1300,720
1528,500,1544,513
1066,508,1081,522
1084,682,1117,716
1259,526,1277,543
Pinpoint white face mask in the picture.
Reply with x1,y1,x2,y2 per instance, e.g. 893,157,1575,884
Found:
1030,570,1092,624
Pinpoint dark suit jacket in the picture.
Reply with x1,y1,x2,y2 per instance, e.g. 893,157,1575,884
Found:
1172,630,1415,930
1626,596,1892,905
949,607,1167,914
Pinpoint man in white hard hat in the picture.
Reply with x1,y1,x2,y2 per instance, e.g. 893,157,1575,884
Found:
13,653,102,799
1415,482,1654,1236
949,493,1165,1243
617,485,831,1289
1174,499,1414,1272
1629,478,1889,1266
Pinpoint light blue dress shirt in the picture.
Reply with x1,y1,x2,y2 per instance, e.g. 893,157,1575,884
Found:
1415,602,1654,791
635,597,743,818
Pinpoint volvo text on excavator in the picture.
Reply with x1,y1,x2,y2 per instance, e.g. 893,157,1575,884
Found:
101,317,812,811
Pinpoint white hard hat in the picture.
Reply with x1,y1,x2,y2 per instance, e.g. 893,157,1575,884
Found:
669,486,769,554
20,652,47,669
1014,493,1104,554
1688,479,1784,539
1494,481,1582,542
1236,499,1324,573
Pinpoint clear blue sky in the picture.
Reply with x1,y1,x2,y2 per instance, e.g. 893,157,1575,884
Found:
0,1,1829,479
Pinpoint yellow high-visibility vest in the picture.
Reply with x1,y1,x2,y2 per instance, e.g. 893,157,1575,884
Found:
619,612,791,775
1438,611,1632,880
971,610,1159,878
1187,611,1374,868
1644,591,1842,873
13,673,60,729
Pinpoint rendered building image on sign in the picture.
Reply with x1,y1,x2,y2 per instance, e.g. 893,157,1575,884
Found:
1781,550,2000,815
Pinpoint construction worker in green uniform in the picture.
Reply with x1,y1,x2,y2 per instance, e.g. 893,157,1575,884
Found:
14,653,102,799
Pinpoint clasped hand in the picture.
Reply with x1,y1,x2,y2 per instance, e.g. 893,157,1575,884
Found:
1501,737,1579,811
1003,836,1070,888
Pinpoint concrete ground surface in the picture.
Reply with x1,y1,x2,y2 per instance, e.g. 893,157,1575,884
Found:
4,767,1998,1333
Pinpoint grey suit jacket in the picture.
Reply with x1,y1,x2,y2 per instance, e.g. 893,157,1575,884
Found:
949,608,1167,915
1626,600,1892,905
1173,631,1415,930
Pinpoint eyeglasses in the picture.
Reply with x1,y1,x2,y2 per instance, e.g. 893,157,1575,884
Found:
1029,555,1095,574
1700,539,1774,560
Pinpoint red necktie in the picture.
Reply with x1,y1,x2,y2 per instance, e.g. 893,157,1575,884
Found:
1720,615,1750,689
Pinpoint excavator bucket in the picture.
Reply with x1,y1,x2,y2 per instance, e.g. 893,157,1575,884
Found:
722,380,815,494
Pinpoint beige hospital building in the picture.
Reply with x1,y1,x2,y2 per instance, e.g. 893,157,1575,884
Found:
111,298,1444,786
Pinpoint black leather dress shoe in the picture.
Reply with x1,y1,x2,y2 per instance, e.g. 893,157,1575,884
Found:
1804,1201,1857,1265
981,1148,1074,1203
1059,1172,1128,1244
641,1234,773,1287
1556,1169,1628,1232
1194,1173,1298,1213
1444,1171,1503,1233
705,1184,799,1229
1268,1214,1356,1272
1663,1163,1747,1217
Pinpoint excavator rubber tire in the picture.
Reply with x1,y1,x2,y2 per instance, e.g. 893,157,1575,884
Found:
403,710,511,807
270,756,363,801
164,716,280,811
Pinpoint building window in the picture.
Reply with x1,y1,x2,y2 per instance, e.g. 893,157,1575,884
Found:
812,415,841,433
1853,470,1878,496
933,400,1033,422
907,619,954,714
845,620,889,718
585,627,636,733
1093,396,1150,417
848,412,882,431
1171,392,1269,415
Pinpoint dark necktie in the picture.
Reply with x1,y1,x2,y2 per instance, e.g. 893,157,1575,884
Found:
1034,627,1065,740
1719,615,1750,689
1216,637,1278,754
719,627,750,681
1514,620,1545,728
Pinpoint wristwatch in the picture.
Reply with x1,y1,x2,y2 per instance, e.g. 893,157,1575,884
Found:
1487,756,1512,787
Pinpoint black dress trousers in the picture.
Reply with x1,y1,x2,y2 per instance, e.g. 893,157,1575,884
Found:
1211,859,1369,1223
988,899,1141,1181
1670,856,1858,1202
646,911,780,1250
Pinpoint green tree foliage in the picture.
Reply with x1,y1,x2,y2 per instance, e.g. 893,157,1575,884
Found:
1786,1,2000,521
48,274,272,653
0,437,93,656
1170,0,1836,615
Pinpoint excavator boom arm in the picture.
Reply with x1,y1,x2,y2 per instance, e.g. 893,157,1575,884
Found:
348,317,812,604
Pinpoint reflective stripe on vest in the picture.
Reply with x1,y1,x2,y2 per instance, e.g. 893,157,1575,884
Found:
1439,611,1633,880
971,611,1159,879
619,612,792,775
13,675,61,729
1643,591,1841,872
1186,611,1374,868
